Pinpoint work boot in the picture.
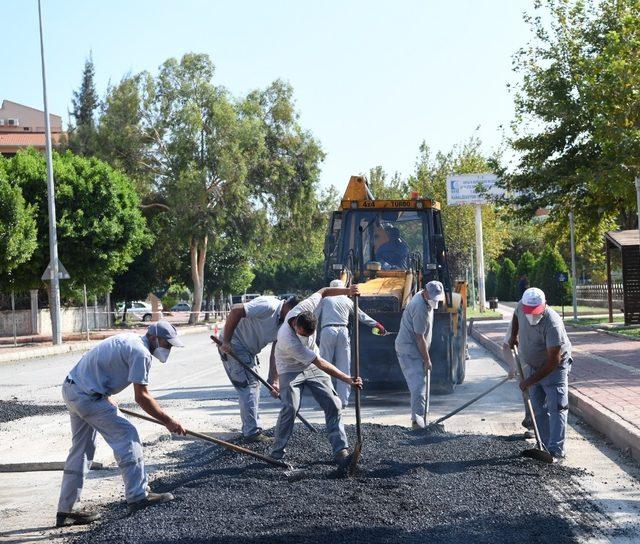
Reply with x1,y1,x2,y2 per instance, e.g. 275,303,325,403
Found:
524,430,535,439
127,492,174,515
411,419,426,430
55,510,101,527
245,432,272,444
334,449,353,475
522,415,533,430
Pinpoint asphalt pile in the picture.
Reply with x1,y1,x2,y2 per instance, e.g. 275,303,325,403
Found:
0,400,65,424
71,424,597,544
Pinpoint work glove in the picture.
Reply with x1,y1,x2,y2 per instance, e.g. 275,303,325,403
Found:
374,322,386,335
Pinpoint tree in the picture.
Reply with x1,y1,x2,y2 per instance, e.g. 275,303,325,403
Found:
497,257,516,302
204,240,254,303
408,138,509,281
516,251,536,279
68,54,99,156
368,166,408,199
501,0,640,230
485,261,501,299
532,245,571,306
5,149,151,296
0,161,37,282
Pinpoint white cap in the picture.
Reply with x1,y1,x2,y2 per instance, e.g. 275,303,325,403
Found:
426,281,445,302
521,287,546,315
330,279,345,288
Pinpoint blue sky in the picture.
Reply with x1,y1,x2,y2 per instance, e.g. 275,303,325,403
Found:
3,0,531,190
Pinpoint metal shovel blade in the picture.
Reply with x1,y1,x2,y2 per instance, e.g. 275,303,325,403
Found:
346,440,363,477
424,422,446,434
521,448,555,464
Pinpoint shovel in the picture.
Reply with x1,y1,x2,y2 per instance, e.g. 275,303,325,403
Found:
119,407,291,470
425,375,511,433
347,294,363,476
211,335,317,433
512,347,555,464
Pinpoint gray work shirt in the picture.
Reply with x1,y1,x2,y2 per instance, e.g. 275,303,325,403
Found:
316,295,377,328
514,304,572,369
224,296,284,356
395,291,434,359
275,292,322,374
68,333,153,396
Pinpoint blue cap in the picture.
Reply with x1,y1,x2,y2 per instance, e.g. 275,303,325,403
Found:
148,320,185,347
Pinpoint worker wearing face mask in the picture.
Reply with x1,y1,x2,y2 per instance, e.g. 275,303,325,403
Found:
56,321,187,527
395,281,445,429
508,287,572,460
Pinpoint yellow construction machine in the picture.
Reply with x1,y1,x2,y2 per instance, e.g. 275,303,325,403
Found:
323,175,467,393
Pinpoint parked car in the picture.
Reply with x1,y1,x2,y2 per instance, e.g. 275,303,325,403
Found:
277,293,296,300
116,301,154,322
171,302,191,312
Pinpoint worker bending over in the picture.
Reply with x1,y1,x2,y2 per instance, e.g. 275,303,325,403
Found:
316,279,385,408
270,285,363,468
395,281,445,429
508,287,572,460
219,295,301,442
56,321,186,527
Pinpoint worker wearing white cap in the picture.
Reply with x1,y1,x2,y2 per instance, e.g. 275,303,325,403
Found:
316,279,385,408
395,281,445,429
508,287,572,459
218,295,301,442
56,321,187,527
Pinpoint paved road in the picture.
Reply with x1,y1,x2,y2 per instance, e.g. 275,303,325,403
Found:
0,331,639,543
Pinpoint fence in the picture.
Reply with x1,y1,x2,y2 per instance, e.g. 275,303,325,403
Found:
576,283,624,309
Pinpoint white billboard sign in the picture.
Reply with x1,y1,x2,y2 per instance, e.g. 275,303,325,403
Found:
446,173,503,205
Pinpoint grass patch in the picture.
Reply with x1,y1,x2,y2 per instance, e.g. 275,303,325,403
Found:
467,307,502,319
564,316,624,326
609,326,640,339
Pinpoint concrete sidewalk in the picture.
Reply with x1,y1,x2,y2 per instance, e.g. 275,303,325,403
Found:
0,322,222,364
470,315,640,465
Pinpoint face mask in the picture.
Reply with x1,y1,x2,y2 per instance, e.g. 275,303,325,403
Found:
151,332,171,363
297,334,311,345
428,300,439,310
526,314,544,326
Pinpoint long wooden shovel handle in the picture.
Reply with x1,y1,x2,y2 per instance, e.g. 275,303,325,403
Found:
512,347,548,453
210,335,317,433
432,375,510,426
352,295,362,444
119,407,289,469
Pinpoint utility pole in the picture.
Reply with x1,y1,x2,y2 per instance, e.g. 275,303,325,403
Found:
569,211,578,321
474,204,486,312
38,0,62,345
469,247,476,310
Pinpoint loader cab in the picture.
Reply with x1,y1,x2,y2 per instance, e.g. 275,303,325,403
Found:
323,175,467,393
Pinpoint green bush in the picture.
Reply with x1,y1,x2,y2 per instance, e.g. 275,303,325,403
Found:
531,246,572,305
516,251,536,278
485,261,500,299
497,257,516,301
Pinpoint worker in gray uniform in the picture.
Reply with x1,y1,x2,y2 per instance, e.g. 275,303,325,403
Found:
56,321,186,527
316,279,385,408
508,287,572,460
270,284,363,467
395,281,445,429
219,295,301,442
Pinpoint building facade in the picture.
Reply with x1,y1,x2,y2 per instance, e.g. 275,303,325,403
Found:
0,99,63,156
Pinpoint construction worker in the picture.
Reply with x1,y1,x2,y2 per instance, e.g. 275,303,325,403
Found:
376,226,410,269
395,281,445,429
508,287,572,460
270,284,363,468
56,321,186,527
316,279,385,408
218,295,302,442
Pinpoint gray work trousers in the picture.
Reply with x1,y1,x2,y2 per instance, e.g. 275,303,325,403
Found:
219,341,262,437
57,381,147,512
528,364,570,457
397,352,426,422
271,366,348,459
319,326,351,408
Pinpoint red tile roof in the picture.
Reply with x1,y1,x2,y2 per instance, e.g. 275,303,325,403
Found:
0,132,62,148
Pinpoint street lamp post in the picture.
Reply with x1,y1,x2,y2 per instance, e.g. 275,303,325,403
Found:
569,211,578,321
37,0,62,345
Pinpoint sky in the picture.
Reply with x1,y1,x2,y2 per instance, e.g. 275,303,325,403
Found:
2,0,531,191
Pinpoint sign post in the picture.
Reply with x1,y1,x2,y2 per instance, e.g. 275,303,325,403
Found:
569,211,578,321
557,272,569,320
447,173,502,313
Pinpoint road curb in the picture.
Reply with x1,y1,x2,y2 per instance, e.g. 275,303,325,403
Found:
0,325,215,365
470,322,640,465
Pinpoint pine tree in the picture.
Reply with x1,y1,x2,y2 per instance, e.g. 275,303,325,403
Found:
68,54,99,156
497,257,516,301
485,261,501,299
532,246,571,306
